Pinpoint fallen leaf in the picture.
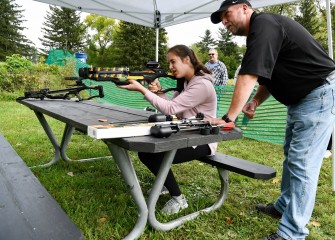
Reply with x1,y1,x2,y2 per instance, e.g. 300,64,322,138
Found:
99,215,108,223
228,232,237,238
272,177,280,184
226,216,231,225
67,172,74,177
310,220,321,227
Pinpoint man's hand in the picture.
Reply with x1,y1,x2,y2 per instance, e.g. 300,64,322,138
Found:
242,99,258,119
204,117,236,130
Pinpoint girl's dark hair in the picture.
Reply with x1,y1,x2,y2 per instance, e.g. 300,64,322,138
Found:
167,45,211,76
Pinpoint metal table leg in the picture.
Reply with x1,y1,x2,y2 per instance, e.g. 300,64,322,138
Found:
106,142,148,240
31,111,61,168
147,152,229,231
33,111,112,167
60,124,112,162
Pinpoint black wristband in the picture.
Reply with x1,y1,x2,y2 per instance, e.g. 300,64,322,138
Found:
222,113,232,122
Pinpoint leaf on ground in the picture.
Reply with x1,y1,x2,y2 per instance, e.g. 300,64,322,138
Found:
227,232,237,238
272,177,280,184
99,215,108,223
226,216,231,225
309,220,321,227
67,172,74,177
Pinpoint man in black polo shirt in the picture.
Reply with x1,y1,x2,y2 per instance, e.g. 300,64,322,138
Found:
210,1,335,240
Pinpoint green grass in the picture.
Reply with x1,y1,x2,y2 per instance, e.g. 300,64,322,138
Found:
0,100,334,240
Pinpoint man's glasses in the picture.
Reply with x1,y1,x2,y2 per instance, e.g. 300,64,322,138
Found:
208,53,215,56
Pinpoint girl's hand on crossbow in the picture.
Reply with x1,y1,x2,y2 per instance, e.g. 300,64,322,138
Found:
117,79,149,95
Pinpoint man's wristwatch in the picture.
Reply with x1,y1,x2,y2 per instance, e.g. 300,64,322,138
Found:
222,113,232,122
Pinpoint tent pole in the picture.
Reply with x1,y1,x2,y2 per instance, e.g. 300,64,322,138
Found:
156,28,159,62
326,0,335,192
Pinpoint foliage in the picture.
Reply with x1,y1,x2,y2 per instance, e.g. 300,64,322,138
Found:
40,6,86,54
261,2,298,17
112,21,168,70
294,0,327,48
217,27,240,57
0,0,34,61
196,29,217,54
0,54,71,93
84,14,117,67
216,27,242,78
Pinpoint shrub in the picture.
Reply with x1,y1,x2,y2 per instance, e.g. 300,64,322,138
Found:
0,54,77,94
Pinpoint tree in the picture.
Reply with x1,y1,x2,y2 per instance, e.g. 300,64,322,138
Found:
112,21,168,70
217,27,240,57
84,14,117,66
40,6,86,54
196,29,217,54
0,0,33,61
294,0,327,48
217,27,241,78
262,2,298,17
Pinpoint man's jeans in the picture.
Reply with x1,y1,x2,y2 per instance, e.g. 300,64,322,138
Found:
274,76,335,240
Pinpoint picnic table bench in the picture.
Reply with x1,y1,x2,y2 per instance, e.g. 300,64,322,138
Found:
0,133,83,240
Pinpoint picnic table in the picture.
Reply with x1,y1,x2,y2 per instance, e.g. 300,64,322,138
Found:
16,98,274,240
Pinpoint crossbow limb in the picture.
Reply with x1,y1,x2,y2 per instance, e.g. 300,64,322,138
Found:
17,79,104,101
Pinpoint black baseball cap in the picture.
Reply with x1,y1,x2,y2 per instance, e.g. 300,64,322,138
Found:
210,0,252,24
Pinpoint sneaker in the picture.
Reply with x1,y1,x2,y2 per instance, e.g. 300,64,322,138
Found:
256,203,282,219
147,186,169,196
260,233,285,240
161,194,188,214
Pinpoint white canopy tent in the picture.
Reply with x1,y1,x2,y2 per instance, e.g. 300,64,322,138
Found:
32,0,301,60
31,0,334,191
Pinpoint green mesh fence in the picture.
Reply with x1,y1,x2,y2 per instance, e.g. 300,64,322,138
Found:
215,86,286,145
46,49,90,70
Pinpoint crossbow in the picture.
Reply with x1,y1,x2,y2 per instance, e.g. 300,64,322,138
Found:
17,79,104,101
74,61,184,93
145,112,235,138
150,119,221,138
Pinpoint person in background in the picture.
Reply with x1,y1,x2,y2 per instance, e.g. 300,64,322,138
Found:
118,44,217,214
209,0,335,239
205,48,228,86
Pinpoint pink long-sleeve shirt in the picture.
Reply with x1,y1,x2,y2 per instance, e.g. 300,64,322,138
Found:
144,73,218,155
